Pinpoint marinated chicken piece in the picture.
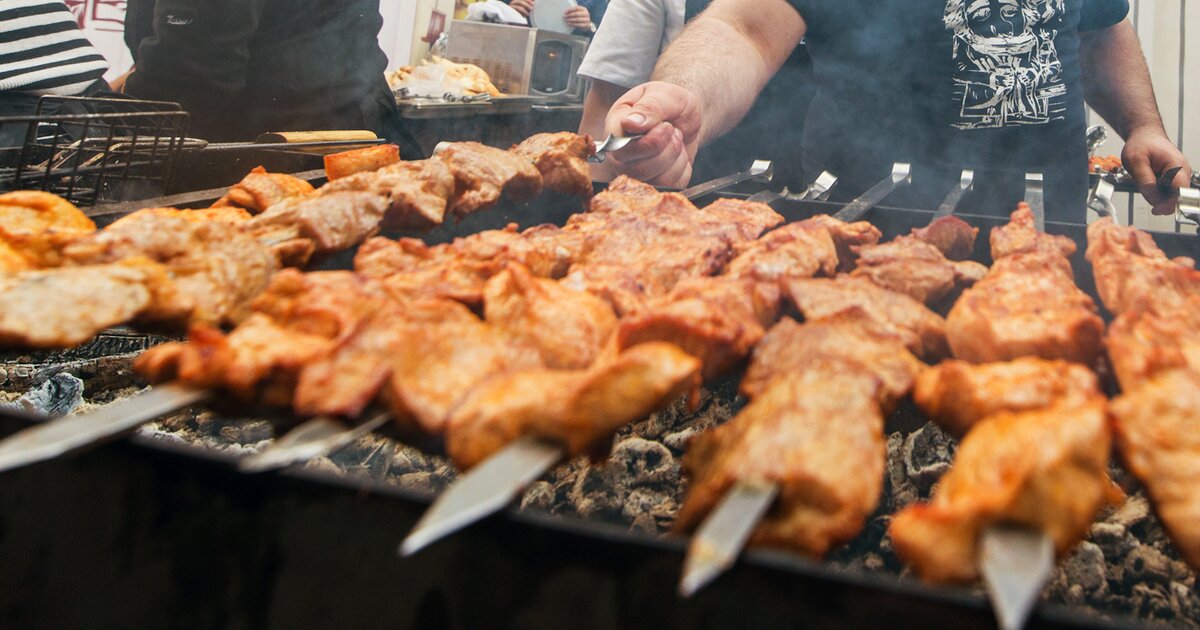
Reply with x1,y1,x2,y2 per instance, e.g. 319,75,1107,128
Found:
740,312,924,411
135,206,252,224
800,213,883,272
989,202,1076,259
62,211,280,326
0,258,166,348
725,220,840,282
910,215,979,262
947,251,1104,365
321,159,456,229
914,358,1101,438
0,190,96,269
511,132,595,198
483,263,617,369
1086,218,1200,316
137,270,391,404
1105,297,1200,391
246,190,388,254
785,276,949,360
213,166,315,213
355,236,505,306
674,370,886,558
699,198,788,242
438,142,543,216
889,397,1111,583
618,276,782,379
851,234,987,305
445,342,701,469
1110,369,1200,571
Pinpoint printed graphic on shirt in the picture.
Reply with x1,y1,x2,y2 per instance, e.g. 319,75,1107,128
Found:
944,0,1067,130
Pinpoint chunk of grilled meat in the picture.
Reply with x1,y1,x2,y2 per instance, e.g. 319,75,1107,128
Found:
910,215,980,262
914,358,1101,438
213,166,315,213
445,342,701,469
1086,217,1200,316
1105,296,1200,391
946,205,1103,365
725,220,841,282
321,159,456,229
135,206,252,224
785,275,949,360
0,258,168,348
675,370,886,558
989,202,1076,259
799,214,883,272
0,190,96,270
889,397,1112,583
483,262,617,370
851,234,986,305
245,190,389,259
511,132,595,198
741,311,924,411
439,142,543,217
1110,369,1200,571
62,210,280,326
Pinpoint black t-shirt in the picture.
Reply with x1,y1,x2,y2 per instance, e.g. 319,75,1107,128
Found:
784,0,1128,222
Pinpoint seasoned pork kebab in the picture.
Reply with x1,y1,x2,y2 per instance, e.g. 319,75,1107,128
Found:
889,204,1114,584
0,133,596,349
672,215,984,558
1086,218,1200,570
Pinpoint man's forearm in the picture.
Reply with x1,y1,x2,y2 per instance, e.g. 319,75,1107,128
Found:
650,0,805,146
1080,19,1165,139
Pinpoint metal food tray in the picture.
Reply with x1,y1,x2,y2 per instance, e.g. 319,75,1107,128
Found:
395,95,548,119
3,187,1198,629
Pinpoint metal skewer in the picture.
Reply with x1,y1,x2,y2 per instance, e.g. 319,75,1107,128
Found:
589,133,646,163
744,171,839,206
680,160,774,200
1088,178,1120,225
980,525,1055,630
238,412,390,473
400,436,565,556
1177,187,1200,227
0,383,208,473
832,162,912,223
934,169,975,219
678,482,778,597
1025,173,1046,232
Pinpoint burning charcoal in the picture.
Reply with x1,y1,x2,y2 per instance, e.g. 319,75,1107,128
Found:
397,470,452,493
567,466,624,520
218,420,273,445
520,480,556,512
1059,542,1108,597
10,372,84,417
1169,581,1198,621
610,438,679,488
622,487,678,534
390,443,439,475
1089,522,1134,559
901,422,955,494
884,431,920,510
1107,495,1151,529
302,456,343,477
1131,583,1176,621
1124,546,1179,586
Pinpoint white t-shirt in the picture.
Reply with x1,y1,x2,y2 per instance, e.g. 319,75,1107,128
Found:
576,0,686,88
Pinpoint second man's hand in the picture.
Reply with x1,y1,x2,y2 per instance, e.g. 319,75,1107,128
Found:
1122,125,1194,215
603,81,704,188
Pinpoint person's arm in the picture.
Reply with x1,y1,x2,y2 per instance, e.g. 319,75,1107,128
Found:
1080,19,1193,215
601,0,805,186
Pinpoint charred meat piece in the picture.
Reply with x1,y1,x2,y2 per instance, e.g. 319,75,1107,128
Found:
1086,217,1200,316
62,211,280,326
914,358,1100,438
1110,369,1200,571
0,258,167,348
889,397,1112,583
439,142,543,217
511,132,595,198
246,190,389,255
910,215,979,262
321,159,456,229
675,370,886,558
851,234,987,305
445,342,700,469
946,205,1103,365
0,190,96,270
483,263,617,370
785,275,949,360
213,167,315,213
741,312,924,411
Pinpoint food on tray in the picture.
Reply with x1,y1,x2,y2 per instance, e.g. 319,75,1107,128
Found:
947,203,1104,364
388,56,502,97
1089,154,1123,174
323,145,402,182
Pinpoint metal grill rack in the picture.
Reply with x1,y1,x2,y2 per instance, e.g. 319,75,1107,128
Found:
0,96,189,206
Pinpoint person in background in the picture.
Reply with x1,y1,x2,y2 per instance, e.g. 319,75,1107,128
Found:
600,0,1191,221
0,0,111,146
508,0,601,33
577,0,814,186
121,0,421,158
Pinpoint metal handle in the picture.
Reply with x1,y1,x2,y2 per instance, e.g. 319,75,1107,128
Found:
833,162,912,222
934,169,975,218
680,160,773,201
1088,178,1119,226
1178,187,1200,228
800,171,839,201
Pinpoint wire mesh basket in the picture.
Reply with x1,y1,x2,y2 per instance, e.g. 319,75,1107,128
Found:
0,95,189,206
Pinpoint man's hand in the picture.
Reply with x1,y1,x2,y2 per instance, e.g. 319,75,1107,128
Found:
1121,126,1194,215
602,82,703,188
510,0,533,17
563,6,591,30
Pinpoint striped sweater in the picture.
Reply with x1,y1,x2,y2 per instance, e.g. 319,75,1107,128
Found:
0,0,109,95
